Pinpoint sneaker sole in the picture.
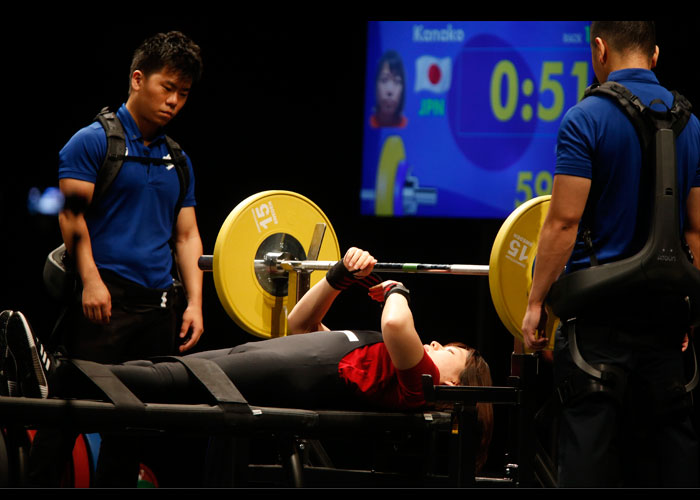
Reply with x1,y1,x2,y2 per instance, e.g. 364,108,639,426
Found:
9,311,49,399
0,310,12,396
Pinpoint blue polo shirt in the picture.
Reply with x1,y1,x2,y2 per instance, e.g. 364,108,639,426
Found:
58,104,196,289
555,68,700,271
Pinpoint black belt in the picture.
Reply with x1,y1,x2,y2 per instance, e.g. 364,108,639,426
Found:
99,269,177,308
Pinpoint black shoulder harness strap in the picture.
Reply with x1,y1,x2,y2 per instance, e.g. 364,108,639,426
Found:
91,107,190,214
576,82,692,265
547,81,700,324
164,135,190,217
92,108,127,207
582,81,691,150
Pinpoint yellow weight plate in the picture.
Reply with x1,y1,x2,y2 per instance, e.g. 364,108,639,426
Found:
374,135,406,216
489,195,558,351
212,191,341,339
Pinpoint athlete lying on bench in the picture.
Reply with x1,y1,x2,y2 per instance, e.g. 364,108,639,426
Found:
1,247,494,471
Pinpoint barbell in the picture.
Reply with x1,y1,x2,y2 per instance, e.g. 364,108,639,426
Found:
198,257,490,277
198,190,557,349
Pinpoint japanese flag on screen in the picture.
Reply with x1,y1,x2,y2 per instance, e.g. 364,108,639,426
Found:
414,55,452,93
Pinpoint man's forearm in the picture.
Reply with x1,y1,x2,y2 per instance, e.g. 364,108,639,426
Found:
529,218,579,307
59,211,101,286
685,187,700,271
175,234,204,308
529,175,590,306
687,230,700,271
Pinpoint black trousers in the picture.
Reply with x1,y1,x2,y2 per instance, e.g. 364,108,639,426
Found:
553,295,698,488
28,270,181,488
34,330,383,487
108,330,384,410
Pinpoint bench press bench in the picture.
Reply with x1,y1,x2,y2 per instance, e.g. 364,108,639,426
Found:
0,351,543,488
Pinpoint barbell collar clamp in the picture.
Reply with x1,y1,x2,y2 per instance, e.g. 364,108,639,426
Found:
198,255,213,271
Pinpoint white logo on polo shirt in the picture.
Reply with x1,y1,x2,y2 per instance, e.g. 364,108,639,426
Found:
163,153,175,170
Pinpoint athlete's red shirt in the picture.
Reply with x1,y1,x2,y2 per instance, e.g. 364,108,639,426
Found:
338,343,440,410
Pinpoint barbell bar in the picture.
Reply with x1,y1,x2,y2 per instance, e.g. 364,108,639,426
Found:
198,255,490,276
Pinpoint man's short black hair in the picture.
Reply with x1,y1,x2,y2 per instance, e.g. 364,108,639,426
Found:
590,21,656,59
129,31,203,85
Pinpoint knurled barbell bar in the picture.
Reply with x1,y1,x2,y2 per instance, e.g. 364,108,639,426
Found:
198,254,490,276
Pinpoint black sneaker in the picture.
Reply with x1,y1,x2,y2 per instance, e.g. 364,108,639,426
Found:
0,309,21,397
1,310,11,396
6,311,50,398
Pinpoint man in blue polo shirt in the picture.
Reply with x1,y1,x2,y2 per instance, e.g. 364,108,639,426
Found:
522,22,700,487
28,31,205,487
57,32,204,358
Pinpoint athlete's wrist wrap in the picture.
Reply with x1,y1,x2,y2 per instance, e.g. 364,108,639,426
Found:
326,261,383,291
356,273,382,289
384,283,410,304
325,260,355,290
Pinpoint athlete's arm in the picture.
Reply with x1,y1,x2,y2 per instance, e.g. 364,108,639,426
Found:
374,280,425,370
287,247,376,334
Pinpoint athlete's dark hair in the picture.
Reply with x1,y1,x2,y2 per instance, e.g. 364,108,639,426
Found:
129,31,203,87
590,21,656,59
447,342,494,473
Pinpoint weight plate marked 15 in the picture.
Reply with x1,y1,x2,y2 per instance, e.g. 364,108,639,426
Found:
212,190,341,339
489,195,558,351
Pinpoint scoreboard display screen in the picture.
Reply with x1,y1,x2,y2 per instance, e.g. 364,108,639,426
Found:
360,21,593,219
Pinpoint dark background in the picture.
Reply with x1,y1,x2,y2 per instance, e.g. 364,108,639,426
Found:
1,14,698,480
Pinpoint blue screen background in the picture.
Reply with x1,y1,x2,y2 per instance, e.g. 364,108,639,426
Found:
361,21,592,219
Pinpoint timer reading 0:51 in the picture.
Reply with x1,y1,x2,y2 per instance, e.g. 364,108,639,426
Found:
490,60,589,122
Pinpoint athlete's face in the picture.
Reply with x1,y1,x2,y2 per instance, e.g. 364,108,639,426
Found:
130,66,192,131
424,341,469,386
376,62,403,117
